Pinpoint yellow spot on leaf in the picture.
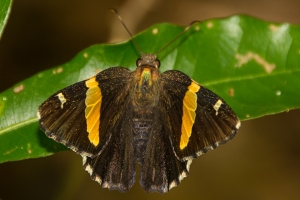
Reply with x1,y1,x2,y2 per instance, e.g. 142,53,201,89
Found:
194,25,200,31
207,21,213,29
85,76,102,146
235,52,275,73
180,81,200,149
152,28,158,34
13,84,25,93
27,143,32,154
269,24,279,32
53,67,63,74
228,88,234,97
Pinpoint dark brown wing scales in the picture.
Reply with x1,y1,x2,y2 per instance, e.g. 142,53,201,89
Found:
185,86,240,159
140,111,191,193
160,70,240,160
82,100,136,192
38,80,96,156
38,67,133,157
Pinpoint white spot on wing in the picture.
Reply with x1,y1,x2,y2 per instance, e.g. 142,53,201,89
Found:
82,156,87,165
56,92,66,108
102,181,109,188
37,111,41,119
85,164,93,176
213,99,223,115
196,151,203,157
169,180,177,190
235,121,241,129
186,159,193,172
95,175,102,184
178,171,187,182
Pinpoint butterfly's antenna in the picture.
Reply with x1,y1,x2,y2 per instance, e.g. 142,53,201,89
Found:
155,20,201,55
110,8,144,54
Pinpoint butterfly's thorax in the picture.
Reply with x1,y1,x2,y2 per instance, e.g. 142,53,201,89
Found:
132,65,160,163
133,65,160,107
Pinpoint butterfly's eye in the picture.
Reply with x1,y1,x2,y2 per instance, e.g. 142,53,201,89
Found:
154,59,160,68
136,58,142,67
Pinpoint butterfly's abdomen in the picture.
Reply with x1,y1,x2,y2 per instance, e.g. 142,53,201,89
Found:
133,117,152,164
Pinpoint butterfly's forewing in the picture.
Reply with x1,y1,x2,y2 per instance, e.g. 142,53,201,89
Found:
185,85,240,158
38,67,133,157
160,70,240,160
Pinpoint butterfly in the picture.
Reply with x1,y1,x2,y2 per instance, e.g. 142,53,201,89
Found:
37,10,240,193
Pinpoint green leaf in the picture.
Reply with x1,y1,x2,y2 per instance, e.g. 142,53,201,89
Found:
1,15,300,163
0,0,12,39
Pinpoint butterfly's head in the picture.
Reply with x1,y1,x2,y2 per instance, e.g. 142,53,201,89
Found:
136,53,160,69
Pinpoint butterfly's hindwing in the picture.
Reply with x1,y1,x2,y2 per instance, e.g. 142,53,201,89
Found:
82,100,136,192
140,109,190,193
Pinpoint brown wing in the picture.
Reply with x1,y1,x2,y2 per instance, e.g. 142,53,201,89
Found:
38,67,133,157
160,70,240,160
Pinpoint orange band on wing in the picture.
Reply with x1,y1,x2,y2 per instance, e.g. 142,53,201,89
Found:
180,81,200,150
85,76,102,146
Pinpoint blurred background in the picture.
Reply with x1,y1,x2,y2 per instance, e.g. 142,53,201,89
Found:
0,0,300,199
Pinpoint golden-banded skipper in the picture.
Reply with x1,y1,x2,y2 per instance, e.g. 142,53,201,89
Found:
38,9,240,193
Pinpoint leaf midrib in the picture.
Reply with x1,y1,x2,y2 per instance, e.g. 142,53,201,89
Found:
204,68,298,86
0,117,38,135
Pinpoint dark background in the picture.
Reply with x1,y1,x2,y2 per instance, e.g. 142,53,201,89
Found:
1,0,300,199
